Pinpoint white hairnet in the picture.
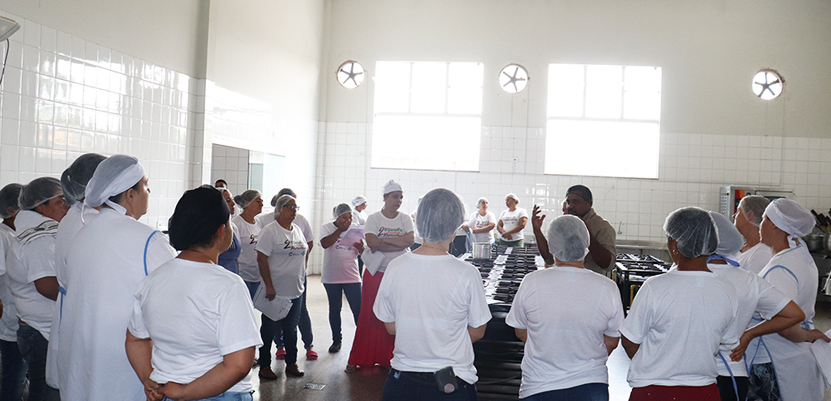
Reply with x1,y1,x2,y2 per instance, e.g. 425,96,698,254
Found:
84,155,145,208
236,190,262,209
416,188,465,243
383,180,403,195
546,215,590,262
19,177,63,211
351,195,367,208
477,197,488,206
506,193,519,203
763,199,815,247
0,183,23,219
664,207,719,259
61,153,106,206
275,194,296,213
709,211,744,256
739,195,770,227
333,203,352,218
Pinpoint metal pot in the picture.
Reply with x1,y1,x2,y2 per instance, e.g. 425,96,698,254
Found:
824,232,831,253
805,234,824,253
472,242,493,260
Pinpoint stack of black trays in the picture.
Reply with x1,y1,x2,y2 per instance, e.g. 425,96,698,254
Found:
464,245,543,400
613,253,671,313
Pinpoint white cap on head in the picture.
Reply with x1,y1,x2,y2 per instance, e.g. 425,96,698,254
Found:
546,215,590,262
709,211,744,257
84,155,145,209
383,180,402,195
351,195,367,208
763,199,815,247
506,193,519,202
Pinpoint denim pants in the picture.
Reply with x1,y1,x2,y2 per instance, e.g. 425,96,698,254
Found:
522,383,608,401
163,391,253,401
275,277,313,350
382,368,479,401
0,338,27,401
323,282,362,342
17,322,60,401
259,296,303,366
245,280,260,300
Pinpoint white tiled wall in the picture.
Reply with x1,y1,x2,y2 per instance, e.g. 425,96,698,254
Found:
317,122,831,244
0,11,195,228
211,144,249,196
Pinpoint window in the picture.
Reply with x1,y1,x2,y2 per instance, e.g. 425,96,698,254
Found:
545,64,662,178
371,61,483,171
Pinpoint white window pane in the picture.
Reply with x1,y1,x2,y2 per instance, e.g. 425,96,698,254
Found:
547,64,585,117
449,62,483,89
545,119,658,178
448,87,482,115
623,91,661,120
585,65,622,119
410,62,446,113
624,66,662,94
374,62,410,113
371,115,480,171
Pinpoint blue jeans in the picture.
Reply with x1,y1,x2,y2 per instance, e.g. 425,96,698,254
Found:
522,383,608,401
245,281,260,300
382,368,479,401
275,277,313,350
323,283,361,343
0,339,27,401
260,296,303,366
17,322,60,401
163,391,252,401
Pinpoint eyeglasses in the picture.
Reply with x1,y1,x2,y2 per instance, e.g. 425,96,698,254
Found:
284,205,300,210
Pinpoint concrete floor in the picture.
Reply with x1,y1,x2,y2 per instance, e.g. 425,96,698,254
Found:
252,275,831,401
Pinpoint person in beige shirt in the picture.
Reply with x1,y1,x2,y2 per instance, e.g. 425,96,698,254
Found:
533,185,616,275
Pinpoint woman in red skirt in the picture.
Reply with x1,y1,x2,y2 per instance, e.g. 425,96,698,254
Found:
346,180,414,372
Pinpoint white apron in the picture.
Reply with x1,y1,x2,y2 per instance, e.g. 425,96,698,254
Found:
56,208,176,401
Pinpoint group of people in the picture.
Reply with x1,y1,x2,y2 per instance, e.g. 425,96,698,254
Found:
0,152,827,401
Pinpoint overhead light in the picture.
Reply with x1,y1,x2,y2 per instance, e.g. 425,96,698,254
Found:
0,16,20,42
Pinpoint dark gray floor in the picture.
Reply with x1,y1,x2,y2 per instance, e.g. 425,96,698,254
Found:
253,275,831,401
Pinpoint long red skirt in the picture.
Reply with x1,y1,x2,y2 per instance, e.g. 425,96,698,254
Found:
630,384,721,401
347,270,395,367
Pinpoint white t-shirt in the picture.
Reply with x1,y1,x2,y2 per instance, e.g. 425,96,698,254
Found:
707,263,790,377
231,216,261,282
747,245,818,364
737,243,773,275
8,210,58,339
364,211,414,274
499,208,528,241
255,222,307,299
506,266,624,398
621,270,738,388
257,212,315,243
128,259,263,393
319,222,361,284
374,253,491,385
468,211,497,244
0,224,19,342
55,202,99,286
353,210,369,226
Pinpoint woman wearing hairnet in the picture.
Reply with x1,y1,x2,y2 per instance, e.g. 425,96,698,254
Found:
734,196,773,275
505,215,623,400
497,193,528,247
7,177,68,401
255,194,308,379
706,212,805,401
319,203,364,354
0,183,26,401
47,152,106,390
621,207,738,401
217,188,241,275
231,190,264,298
352,195,369,225
346,180,414,373
374,188,491,400
55,155,177,401
126,186,262,401
462,197,497,244
745,199,830,401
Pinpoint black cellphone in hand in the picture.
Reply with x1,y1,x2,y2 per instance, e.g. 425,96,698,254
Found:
434,366,458,394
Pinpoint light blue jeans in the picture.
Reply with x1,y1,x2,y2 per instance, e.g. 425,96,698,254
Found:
163,391,253,401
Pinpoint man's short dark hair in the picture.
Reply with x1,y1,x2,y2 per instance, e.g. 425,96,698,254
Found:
215,179,227,186
566,185,593,203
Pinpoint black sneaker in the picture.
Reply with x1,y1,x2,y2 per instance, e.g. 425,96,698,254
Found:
328,341,342,353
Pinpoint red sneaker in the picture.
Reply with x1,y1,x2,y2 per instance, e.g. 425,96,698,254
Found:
275,348,286,360
306,348,319,360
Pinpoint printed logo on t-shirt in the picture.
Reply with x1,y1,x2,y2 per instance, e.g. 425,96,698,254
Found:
334,243,354,252
248,234,258,245
283,238,306,250
377,227,406,238
503,216,518,224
